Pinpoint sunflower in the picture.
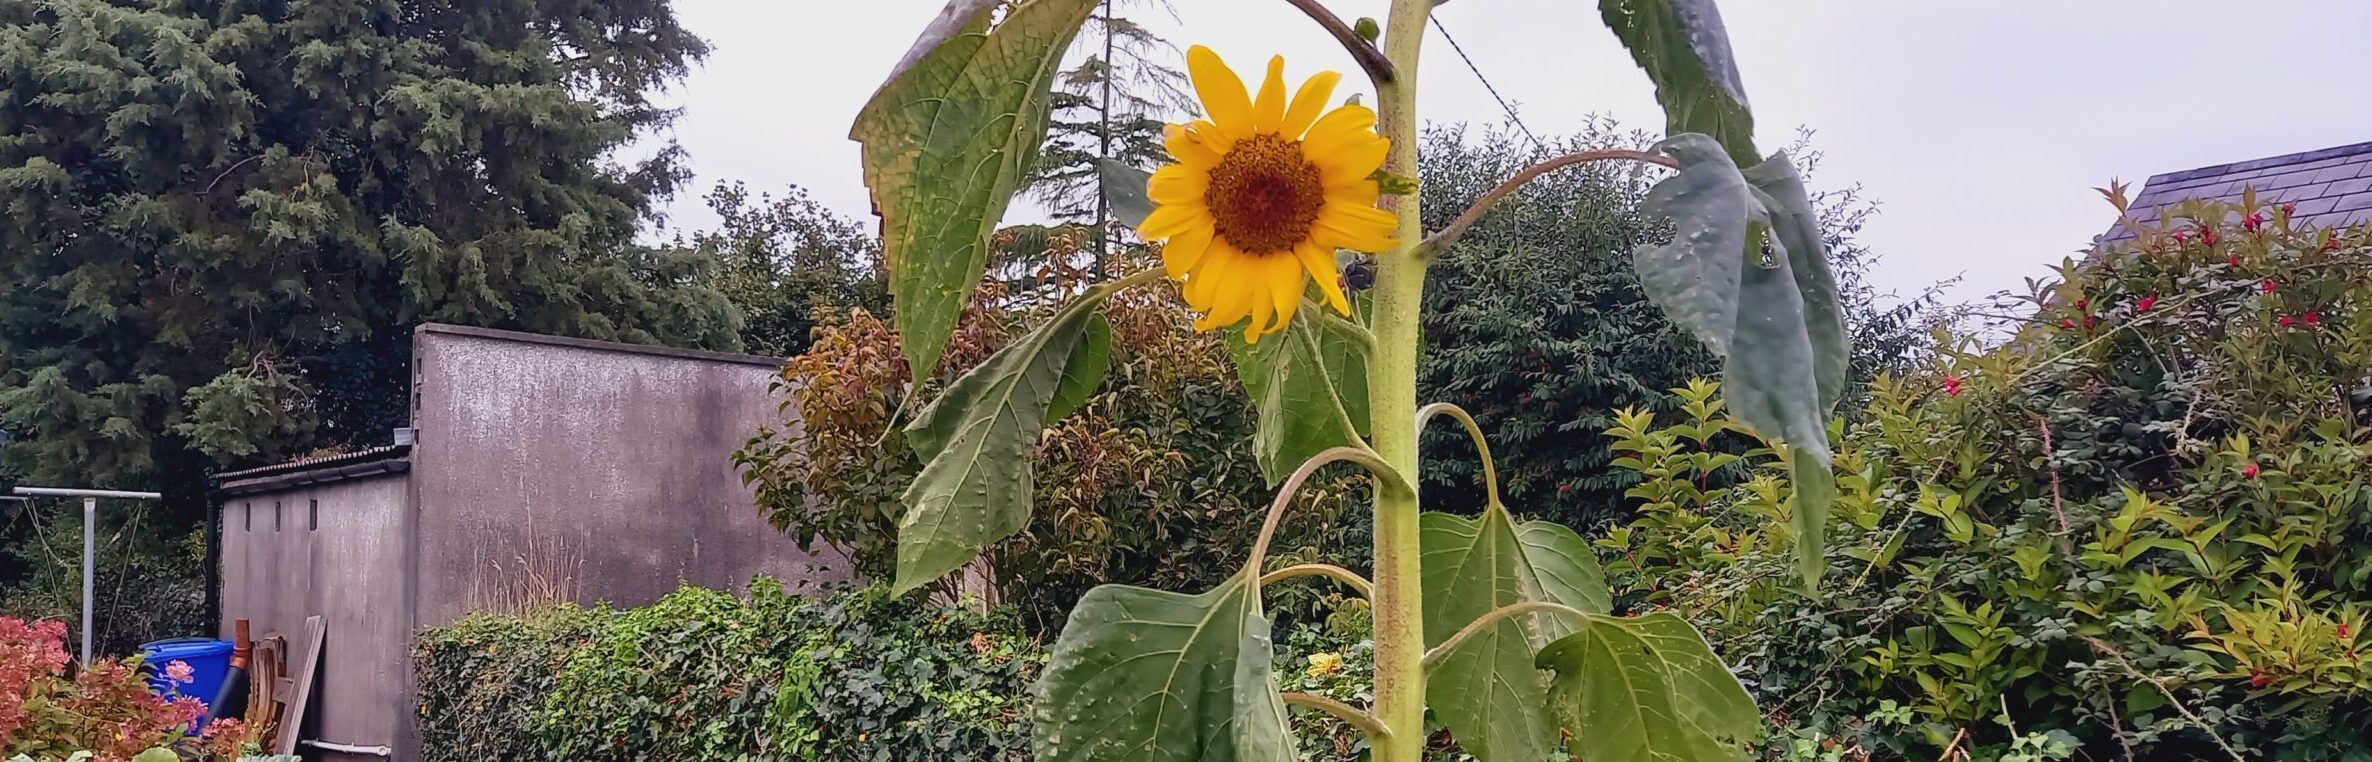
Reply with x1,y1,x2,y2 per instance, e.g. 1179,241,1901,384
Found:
1138,46,1397,342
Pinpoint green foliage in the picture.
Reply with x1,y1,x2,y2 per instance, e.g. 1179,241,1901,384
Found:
1028,0,1192,225
1230,307,1374,485
1603,209,2372,759
736,284,1359,631
851,0,1101,378
1418,502,1612,762
1536,612,1761,762
413,582,1043,762
1033,570,1295,761
685,182,891,357
1598,0,1759,166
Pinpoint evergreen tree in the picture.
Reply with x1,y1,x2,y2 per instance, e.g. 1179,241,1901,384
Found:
1026,0,1192,270
0,0,735,505
686,182,889,358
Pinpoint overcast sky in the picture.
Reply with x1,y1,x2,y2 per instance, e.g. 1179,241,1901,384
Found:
648,0,2372,307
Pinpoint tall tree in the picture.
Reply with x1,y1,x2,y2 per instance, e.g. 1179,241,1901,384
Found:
1025,0,1192,272
686,182,889,357
0,0,736,505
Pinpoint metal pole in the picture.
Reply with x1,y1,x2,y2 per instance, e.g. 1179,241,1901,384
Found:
81,496,95,666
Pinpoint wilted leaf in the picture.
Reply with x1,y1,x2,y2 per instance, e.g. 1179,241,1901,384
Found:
853,0,1100,379
1229,306,1370,485
897,280,1121,593
1536,612,1758,762
1099,159,1154,228
1631,134,1838,586
1420,506,1612,762
1033,571,1296,762
1599,0,1758,166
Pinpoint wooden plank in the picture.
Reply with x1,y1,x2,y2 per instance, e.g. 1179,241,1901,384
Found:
272,616,326,756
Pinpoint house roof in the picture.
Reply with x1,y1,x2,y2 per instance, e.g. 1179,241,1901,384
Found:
2102,140,2372,242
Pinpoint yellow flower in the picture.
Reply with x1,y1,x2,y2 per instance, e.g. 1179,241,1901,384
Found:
1138,46,1396,342
1305,651,1345,677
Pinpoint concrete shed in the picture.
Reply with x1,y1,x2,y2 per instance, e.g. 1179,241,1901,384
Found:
214,323,847,760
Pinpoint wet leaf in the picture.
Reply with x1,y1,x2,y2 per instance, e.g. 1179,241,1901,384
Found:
1033,571,1296,761
853,0,1099,379
1045,313,1112,424
1099,159,1154,228
1599,0,1758,166
1420,506,1612,762
1536,612,1758,762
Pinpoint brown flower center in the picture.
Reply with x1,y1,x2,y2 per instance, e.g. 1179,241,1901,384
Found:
1204,134,1325,255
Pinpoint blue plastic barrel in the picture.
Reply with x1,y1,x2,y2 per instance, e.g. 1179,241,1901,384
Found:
139,638,234,727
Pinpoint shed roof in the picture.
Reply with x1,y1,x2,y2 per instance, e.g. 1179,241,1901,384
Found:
2102,140,2372,242
214,445,411,496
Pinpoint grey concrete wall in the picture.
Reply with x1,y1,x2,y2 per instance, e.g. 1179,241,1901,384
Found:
407,324,848,627
217,473,412,760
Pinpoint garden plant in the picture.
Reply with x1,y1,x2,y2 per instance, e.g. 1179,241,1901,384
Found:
848,0,1848,759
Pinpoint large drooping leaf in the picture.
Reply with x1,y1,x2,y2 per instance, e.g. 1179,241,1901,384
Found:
1536,612,1758,762
1033,571,1296,762
1229,306,1371,485
896,282,1120,593
1631,134,1839,586
1419,506,1612,762
1099,159,1154,228
1599,0,1758,166
853,0,1099,379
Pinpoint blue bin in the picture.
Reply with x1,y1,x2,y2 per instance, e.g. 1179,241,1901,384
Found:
139,638,234,727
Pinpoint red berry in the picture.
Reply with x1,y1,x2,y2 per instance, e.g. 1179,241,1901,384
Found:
2263,279,2279,294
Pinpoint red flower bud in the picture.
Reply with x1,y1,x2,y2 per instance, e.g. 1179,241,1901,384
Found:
2074,298,2088,310
2304,311,2321,326
2279,315,2297,328
1943,376,1964,397
2328,237,2343,252
2280,202,2298,217
2135,295,2158,313
2227,256,2242,268
2263,279,2279,294
2251,671,2272,689
2342,623,2354,639
2084,315,2097,329
2244,212,2268,232
2059,318,2077,330
2202,229,2221,246
2243,462,2260,479
2172,230,2190,244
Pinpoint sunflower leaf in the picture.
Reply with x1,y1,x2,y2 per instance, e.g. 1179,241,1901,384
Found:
1099,159,1154,229
896,281,1123,594
1033,570,1297,762
1599,0,1758,167
1536,612,1758,762
1229,304,1371,485
1421,506,1612,762
1630,134,1839,587
853,0,1099,380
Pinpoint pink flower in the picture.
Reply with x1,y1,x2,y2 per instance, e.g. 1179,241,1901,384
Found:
2343,623,2355,639
2279,315,2297,328
2304,311,2322,326
164,659,194,684
2135,294,2158,313
2251,670,2272,688
2263,279,2279,295
2202,228,2222,247
2280,202,2298,218
2228,256,2242,268
2172,230,2190,244
2059,318,2077,330
2244,213,2267,232
1942,376,1964,397
2242,463,2260,479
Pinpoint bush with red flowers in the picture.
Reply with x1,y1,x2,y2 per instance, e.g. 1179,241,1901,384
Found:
1600,199,2371,759
0,616,261,761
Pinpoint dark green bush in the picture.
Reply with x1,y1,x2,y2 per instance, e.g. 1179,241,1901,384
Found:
1603,205,2372,760
414,582,1041,762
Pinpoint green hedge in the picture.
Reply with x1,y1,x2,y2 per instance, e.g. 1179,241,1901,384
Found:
414,582,1040,761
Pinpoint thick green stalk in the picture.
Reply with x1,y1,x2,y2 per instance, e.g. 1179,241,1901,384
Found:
1366,2,1430,760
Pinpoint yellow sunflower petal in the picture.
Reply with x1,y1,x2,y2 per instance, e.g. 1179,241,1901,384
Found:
1245,280,1276,343
1187,46,1254,139
1252,56,1288,134
1317,134,1389,186
1185,241,1239,309
1148,164,1210,206
1265,255,1304,334
1296,243,1352,315
1164,124,1222,167
1139,203,1206,240
1161,223,1215,278
1326,180,1380,207
1282,71,1342,138
1302,104,1377,152
1315,205,1398,252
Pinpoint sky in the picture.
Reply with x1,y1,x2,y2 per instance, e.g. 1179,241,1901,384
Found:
647,0,2372,307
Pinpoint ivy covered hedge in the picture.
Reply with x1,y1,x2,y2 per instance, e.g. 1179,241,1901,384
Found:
413,582,1040,762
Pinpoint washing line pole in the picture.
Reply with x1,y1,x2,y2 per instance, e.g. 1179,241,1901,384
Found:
11,486,164,665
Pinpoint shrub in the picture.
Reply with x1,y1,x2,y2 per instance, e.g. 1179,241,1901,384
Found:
1602,206,2371,759
414,582,1042,762
734,273,1360,632
1,616,256,761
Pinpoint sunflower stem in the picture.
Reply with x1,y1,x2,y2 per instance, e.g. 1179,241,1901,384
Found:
1364,2,1432,761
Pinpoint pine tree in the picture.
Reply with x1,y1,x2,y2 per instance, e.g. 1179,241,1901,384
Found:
1025,0,1192,274
0,0,735,504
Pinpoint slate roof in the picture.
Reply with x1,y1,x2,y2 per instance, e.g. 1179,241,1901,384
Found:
2102,140,2372,242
